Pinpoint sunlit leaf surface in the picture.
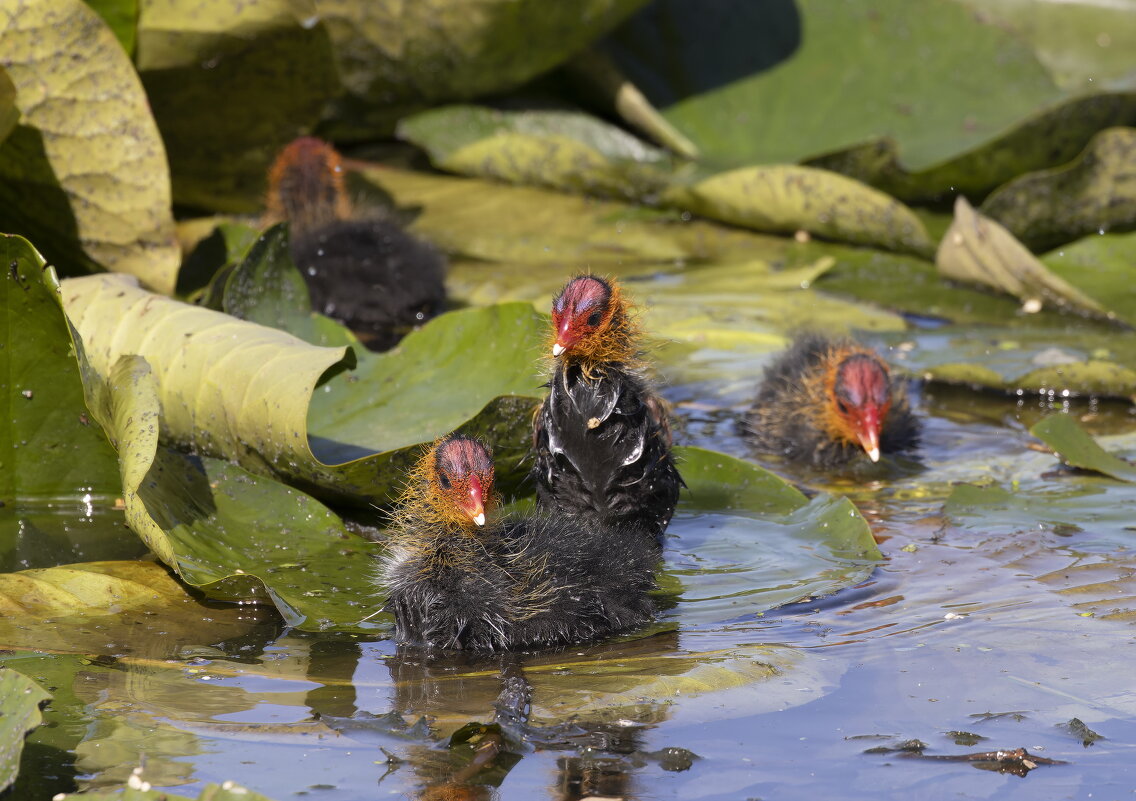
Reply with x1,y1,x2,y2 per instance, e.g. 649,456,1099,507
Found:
0,0,178,291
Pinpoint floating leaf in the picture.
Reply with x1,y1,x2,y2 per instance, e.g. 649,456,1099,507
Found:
604,0,1062,179
316,0,651,138
0,668,50,793
981,127,1136,252
75,355,384,632
135,0,339,212
0,0,178,292
936,196,1110,318
664,165,933,256
1042,230,1136,327
0,560,187,618
212,224,356,348
0,235,122,503
1029,414,1136,482
398,105,672,199
62,273,545,505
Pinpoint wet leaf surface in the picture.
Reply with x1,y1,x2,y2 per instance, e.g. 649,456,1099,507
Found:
0,235,122,502
1030,414,1136,482
0,0,178,291
0,668,49,792
982,127,1136,252
136,0,339,212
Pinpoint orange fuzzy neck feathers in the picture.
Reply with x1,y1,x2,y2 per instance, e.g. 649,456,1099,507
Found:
264,137,352,233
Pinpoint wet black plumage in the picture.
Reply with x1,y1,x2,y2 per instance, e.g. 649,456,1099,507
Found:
743,333,920,469
531,276,682,542
266,137,446,350
381,436,658,652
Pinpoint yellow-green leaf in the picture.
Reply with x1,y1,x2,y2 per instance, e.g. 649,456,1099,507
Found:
0,668,49,793
0,66,16,145
664,165,934,256
0,0,178,292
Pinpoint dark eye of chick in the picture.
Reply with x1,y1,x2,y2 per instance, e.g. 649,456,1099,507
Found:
836,399,850,415
586,311,602,327
438,473,452,489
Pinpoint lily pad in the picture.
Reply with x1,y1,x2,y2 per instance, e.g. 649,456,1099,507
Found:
0,559,188,617
981,127,1136,252
211,223,357,348
0,668,50,793
664,165,933,256
315,0,651,138
62,272,545,505
0,67,16,145
0,0,178,292
603,0,1062,177
1042,230,1136,325
84,0,138,55
75,354,385,632
398,105,672,200
1029,414,1136,482
936,195,1111,319
135,0,339,212
0,235,122,502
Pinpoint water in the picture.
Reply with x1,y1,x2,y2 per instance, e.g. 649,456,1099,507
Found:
7,371,1136,800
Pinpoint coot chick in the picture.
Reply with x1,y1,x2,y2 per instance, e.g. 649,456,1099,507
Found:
265,136,446,350
531,275,682,543
380,435,658,651
743,333,920,468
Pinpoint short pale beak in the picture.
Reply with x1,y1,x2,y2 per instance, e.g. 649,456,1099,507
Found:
552,343,565,357
857,407,882,463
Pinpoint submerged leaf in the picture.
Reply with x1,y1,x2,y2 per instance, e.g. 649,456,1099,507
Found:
665,165,933,256
936,196,1110,319
0,0,178,291
0,668,50,793
1029,414,1136,482
981,127,1136,252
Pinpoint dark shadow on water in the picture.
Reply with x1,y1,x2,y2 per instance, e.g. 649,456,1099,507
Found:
602,0,803,109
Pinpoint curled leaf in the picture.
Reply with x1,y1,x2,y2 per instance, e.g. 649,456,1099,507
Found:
936,195,1110,319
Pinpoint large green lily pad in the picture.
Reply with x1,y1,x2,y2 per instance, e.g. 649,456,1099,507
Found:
398,105,672,199
604,0,1061,173
135,0,339,212
63,272,545,505
0,668,49,793
0,0,178,291
981,126,1136,252
1042,229,1136,325
75,354,384,632
315,0,651,138
0,235,122,503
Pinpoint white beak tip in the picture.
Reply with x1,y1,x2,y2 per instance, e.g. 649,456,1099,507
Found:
473,512,486,526
551,343,565,357
866,447,880,463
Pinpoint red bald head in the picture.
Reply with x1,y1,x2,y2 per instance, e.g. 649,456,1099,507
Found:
831,354,891,462
431,435,495,526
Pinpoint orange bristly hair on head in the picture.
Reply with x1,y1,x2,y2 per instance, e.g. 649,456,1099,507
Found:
550,278,643,375
264,137,352,234
392,437,500,533
818,342,889,446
